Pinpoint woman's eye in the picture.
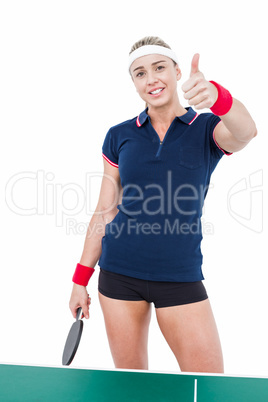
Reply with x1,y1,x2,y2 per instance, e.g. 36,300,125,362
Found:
156,65,165,71
136,72,145,78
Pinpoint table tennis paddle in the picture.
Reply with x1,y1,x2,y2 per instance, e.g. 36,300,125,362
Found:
62,307,84,366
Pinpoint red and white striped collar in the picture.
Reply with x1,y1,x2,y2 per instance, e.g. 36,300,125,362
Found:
136,107,199,128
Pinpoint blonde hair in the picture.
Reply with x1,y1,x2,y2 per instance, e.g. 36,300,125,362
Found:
129,36,172,54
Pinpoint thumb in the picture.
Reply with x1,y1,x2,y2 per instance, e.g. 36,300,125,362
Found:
190,53,200,77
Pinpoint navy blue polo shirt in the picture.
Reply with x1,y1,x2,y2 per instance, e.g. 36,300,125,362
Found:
98,107,231,282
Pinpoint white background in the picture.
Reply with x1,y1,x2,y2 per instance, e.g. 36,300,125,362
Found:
1,0,267,377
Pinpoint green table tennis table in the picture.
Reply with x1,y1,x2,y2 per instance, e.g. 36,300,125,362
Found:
1,363,268,401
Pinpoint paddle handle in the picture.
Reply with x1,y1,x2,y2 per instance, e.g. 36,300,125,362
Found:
76,307,83,321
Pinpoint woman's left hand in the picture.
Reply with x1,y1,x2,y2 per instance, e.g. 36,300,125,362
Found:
182,54,218,110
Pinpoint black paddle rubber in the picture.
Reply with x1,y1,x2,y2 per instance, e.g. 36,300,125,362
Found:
62,307,84,366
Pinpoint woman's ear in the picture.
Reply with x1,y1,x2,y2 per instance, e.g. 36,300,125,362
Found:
176,65,182,81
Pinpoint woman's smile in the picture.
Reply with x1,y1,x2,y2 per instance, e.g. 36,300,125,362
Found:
148,87,165,97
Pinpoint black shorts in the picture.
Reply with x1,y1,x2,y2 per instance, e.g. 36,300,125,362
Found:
98,268,208,309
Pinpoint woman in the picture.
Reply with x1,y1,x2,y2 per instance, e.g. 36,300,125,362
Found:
69,36,257,373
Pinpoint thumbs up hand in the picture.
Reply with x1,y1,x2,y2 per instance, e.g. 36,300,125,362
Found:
181,54,218,110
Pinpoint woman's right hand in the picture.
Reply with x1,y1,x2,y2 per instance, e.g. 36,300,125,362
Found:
69,283,91,319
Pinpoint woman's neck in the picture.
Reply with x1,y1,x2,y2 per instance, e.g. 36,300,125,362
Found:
147,98,187,127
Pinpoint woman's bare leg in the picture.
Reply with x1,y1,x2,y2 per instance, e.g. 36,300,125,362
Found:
99,292,152,370
155,299,224,373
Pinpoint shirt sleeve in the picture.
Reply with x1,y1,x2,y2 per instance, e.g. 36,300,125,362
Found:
208,114,233,158
102,128,119,168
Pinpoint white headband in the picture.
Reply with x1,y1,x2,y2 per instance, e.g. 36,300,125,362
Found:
128,45,179,72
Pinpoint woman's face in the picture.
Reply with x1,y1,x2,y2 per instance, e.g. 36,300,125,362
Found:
130,54,181,108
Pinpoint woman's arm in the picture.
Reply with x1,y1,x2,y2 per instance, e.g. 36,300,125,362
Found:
80,158,122,266
212,98,257,153
69,158,122,318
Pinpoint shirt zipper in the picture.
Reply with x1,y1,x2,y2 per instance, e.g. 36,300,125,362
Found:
155,140,163,157
150,118,176,158
156,126,173,157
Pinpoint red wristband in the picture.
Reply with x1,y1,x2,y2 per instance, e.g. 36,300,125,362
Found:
209,80,233,116
72,263,95,286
